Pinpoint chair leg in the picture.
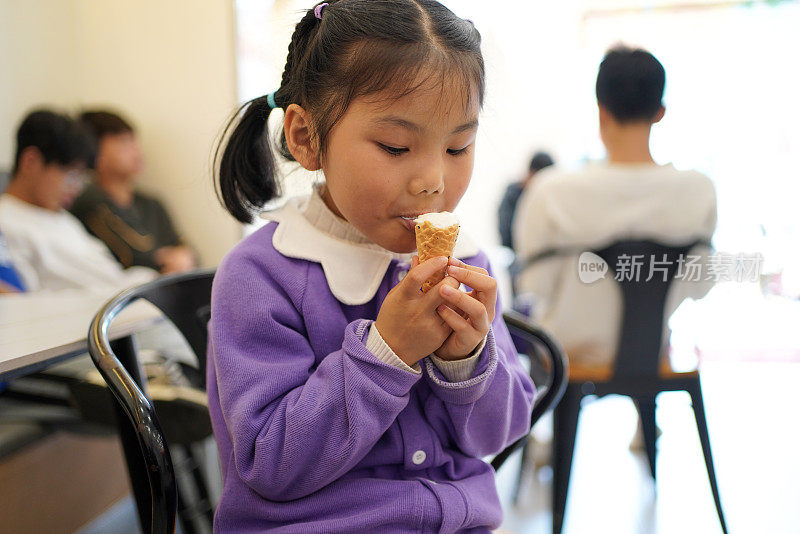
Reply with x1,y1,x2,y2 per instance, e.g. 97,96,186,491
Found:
552,386,582,534
109,335,156,533
176,482,198,534
184,445,215,527
687,381,728,534
633,395,658,481
173,443,214,532
512,438,532,506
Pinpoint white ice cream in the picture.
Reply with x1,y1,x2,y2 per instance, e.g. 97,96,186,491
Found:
414,211,458,228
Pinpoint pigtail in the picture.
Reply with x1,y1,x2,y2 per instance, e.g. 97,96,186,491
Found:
214,7,325,224
214,95,279,224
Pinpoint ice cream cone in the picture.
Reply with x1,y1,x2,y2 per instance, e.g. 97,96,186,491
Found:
415,214,459,292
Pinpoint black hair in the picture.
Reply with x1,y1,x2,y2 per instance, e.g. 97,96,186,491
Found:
596,45,665,123
78,110,135,170
79,110,134,138
215,0,485,223
529,151,554,173
12,109,94,177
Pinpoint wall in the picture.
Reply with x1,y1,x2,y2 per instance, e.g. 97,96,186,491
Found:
0,0,241,266
0,1,80,164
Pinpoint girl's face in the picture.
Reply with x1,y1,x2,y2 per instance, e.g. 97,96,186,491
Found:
319,79,480,253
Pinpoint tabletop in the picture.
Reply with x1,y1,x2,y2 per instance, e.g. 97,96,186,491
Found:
0,290,162,379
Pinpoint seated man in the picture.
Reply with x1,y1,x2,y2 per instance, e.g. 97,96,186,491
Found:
497,151,553,251
0,109,156,292
70,110,196,274
0,110,206,442
514,46,717,368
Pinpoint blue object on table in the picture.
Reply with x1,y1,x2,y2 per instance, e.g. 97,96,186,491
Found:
0,231,25,292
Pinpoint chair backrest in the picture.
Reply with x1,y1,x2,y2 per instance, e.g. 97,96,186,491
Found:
491,310,569,470
87,268,215,534
134,269,215,384
592,240,704,381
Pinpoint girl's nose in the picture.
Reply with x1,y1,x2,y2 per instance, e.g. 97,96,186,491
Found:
409,156,445,195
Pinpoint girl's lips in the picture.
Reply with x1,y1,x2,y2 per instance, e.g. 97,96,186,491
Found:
398,216,417,232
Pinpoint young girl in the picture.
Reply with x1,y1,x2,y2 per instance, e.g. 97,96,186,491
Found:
208,1,535,531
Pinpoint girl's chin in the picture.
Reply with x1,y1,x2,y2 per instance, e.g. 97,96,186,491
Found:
377,233,417,255
382,241,417,255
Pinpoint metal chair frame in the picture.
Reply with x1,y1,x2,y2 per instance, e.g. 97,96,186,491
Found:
88,268,215,534
546,240,728,534
491,311,568,471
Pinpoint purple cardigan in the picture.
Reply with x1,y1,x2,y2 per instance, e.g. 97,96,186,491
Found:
207,223,536,533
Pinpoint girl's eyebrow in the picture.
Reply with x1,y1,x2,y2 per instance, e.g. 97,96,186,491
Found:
372,116,479,135
452,119,479,134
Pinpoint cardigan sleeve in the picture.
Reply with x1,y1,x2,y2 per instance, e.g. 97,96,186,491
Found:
421,254,536,458
209,254,421,502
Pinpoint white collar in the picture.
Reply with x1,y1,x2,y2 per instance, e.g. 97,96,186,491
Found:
259,195,480,305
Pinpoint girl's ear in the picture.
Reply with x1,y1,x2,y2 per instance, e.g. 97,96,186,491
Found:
284,104,321,171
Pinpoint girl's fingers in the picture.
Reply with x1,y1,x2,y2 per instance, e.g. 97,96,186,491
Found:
448,257,488,275
445,265,493,290
411,255,419,269
443,264,497,312
439,285,490,333
436,303,480,341
403,256,447,296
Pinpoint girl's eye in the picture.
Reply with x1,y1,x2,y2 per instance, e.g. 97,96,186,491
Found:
447,146,471,156
378,143,408,157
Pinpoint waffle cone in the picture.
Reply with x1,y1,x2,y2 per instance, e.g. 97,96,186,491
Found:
415,221,459,292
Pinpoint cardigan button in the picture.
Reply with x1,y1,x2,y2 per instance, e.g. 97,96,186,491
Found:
412,450,426,465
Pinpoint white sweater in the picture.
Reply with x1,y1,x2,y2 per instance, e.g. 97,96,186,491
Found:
513,162,717,367
0,194,156,292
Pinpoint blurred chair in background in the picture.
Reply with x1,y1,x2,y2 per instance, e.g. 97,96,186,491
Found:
551,240,727,534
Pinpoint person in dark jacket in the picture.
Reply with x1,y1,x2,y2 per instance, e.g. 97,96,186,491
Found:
497,151,554,250
70,110,197,273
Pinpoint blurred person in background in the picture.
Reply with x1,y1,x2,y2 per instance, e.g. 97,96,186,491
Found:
1,110,203,435
514,45,716,370
497,151,554,251
70,110,196,274
0,109,156,292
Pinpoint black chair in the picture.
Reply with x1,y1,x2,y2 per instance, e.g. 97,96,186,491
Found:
550,240,727,534
491,311,568,477
87,268,216,534
89,286,566,534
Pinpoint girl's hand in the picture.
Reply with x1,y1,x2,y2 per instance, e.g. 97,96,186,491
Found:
374,256,460,366
434,258,498,361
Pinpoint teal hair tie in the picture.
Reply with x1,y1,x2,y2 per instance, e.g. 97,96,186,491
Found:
267,92,277,109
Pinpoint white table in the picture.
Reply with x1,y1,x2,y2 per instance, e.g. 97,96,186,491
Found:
0,290,162,380
1,289,169,531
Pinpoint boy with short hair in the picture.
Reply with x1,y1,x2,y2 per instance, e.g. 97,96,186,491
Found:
70,110,196,273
